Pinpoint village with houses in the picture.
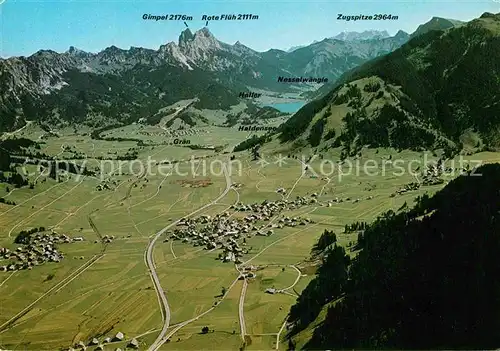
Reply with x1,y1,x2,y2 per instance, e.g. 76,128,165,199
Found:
390,160,473,197
0,141,486,351
135,127,210,139
0,231,86,273
164,190,321,265
1,161,452,276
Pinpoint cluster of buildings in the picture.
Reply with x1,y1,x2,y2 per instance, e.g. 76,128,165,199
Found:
160,128,208,137
166,197,317,263
392,182,422,197
323,196,374,206
421,164,448,185
420,160,473,186
239,265,258,279
167,213,249,263
0,233,83,272
96,179,119,191
391,163,450,197
265,287,285,294
231,195,318,216
70,332,138,350
135,127,209,138
96,235,116,244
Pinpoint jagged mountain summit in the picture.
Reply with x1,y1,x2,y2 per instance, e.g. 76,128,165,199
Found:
332,30,391,41
178,28,195,45
0,25,415,132
287,30,396,52
0,27,271,132
175,28,227,69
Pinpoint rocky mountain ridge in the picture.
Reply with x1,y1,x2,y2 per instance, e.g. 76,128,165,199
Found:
332,30,391,41
0,16,457,132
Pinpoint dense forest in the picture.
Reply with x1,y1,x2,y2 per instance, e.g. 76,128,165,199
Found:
288,163,500,349
233,134,272,152
0,138,39,187
277,91,335,143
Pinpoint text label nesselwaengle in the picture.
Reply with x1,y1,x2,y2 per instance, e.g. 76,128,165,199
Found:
277,76,328,84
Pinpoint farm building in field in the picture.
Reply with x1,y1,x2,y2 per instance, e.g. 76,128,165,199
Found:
128,338,139,349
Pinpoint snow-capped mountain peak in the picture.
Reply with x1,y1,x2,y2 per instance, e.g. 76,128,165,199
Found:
333,30,391,41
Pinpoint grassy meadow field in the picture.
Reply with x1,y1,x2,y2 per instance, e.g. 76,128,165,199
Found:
1,123,499,351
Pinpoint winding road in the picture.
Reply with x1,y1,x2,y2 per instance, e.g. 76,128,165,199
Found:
238,278,248,340
146,161,232,351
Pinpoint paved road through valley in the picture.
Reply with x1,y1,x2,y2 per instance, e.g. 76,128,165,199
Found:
146,161,232,351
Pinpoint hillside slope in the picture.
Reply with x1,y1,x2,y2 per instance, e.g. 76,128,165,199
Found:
282,31,409,81
311,16,463,99
0,63,242,130
410,16,465,38
287,163,500,349
278,12,500,154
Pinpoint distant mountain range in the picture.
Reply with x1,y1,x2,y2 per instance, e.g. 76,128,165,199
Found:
276,12,500,154
284,30,409,87
0,15,468,132
309,16,464,99
332,30,391,41
286,30,394,52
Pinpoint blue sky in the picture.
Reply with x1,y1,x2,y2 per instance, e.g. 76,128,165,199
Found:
0,0,499,57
